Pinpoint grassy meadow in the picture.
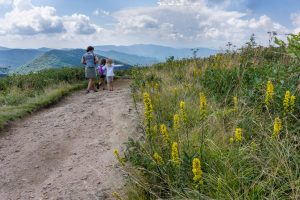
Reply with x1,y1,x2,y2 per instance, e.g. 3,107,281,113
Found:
0,68,86,129
118,39,300,199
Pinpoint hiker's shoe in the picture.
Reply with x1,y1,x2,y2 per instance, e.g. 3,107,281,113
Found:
86,90,90,94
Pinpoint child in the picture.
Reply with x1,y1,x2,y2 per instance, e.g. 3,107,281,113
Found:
97,59,106,90
104,59,115,91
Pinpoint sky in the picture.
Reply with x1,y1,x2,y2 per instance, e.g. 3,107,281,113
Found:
0,0,300,49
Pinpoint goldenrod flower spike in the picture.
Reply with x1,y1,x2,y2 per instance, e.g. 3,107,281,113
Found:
153,152,164,165
265,80,274,107
192,158,203,185
173,114,180,132
160,124,170,143
290,95,296,113
272,117,282,139
283,91,291,116
143,92,153,135
200,93,207,118
235,128,243,142
171,142,180,167
229,137,234,144
114,149,125,166
180,101,188,125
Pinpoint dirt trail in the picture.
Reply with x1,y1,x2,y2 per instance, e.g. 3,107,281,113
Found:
0,79,137,200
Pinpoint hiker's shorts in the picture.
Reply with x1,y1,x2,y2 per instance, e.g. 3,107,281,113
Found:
85,67,97,79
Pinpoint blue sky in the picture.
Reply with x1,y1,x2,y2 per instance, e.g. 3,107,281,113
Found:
0,0,299,49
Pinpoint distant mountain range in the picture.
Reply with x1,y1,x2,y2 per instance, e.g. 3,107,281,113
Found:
95,44,218,60
0,44,218,74
0,49,45,71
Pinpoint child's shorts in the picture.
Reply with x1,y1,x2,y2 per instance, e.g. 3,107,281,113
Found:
106,76,114,82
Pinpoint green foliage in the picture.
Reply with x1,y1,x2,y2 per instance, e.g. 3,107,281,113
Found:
275,33,300,59
124,45,300,199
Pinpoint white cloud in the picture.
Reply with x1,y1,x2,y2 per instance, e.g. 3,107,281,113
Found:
0,0,12,5
0,0,102,36
93,9,110,16
291,13,300,26
63,14,102,35
112,0,287,47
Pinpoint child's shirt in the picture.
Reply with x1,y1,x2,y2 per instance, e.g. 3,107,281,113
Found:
104,65,115,77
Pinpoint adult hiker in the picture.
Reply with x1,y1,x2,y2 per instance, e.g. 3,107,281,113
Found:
81,46,99,93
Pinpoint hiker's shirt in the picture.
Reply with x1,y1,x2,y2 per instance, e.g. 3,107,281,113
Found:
82,52,96,68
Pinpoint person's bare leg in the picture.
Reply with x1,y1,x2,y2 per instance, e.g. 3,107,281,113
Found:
87,78,92,91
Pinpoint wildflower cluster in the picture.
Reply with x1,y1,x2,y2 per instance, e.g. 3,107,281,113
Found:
160,124,170,143
265,80,274,107
154,152,164,165
171,142,180,167
272,117,282,139
180,101,188,125
235,128,243,142
199,93,207,118
192,158,203,185
143,92,153,134
283,91,296,115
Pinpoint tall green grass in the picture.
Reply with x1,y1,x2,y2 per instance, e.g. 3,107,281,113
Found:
122,46,300,199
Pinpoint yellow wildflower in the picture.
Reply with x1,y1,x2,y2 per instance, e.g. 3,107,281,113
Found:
235,128,243,142
171,142,180,167
173,114,180,132
153,152,164,165
265,80,274,107
112,192,122,200
114,149,125,166
272,117,282,139
193,68,197,77
233,96,238,110
192,158,203,184
290,95,296,113
160,124,170,143
143,92,153,134
229,137,234,144
283,91,291,116
180,101,188,125
200,93,207,118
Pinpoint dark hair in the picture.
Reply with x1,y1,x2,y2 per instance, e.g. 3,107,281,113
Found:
86,46,94,52
100,58,106,65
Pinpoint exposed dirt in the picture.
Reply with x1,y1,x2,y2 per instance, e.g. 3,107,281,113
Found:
0,79,137,200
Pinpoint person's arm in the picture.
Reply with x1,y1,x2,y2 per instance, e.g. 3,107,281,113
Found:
81,56,86,64
94,55,99,64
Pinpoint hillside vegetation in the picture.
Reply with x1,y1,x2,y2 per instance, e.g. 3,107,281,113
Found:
15,49,127,74
0,49,44,71
0,68,85,129
120,36,300,199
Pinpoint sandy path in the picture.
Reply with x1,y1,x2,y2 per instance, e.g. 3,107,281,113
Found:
0,79,136,200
